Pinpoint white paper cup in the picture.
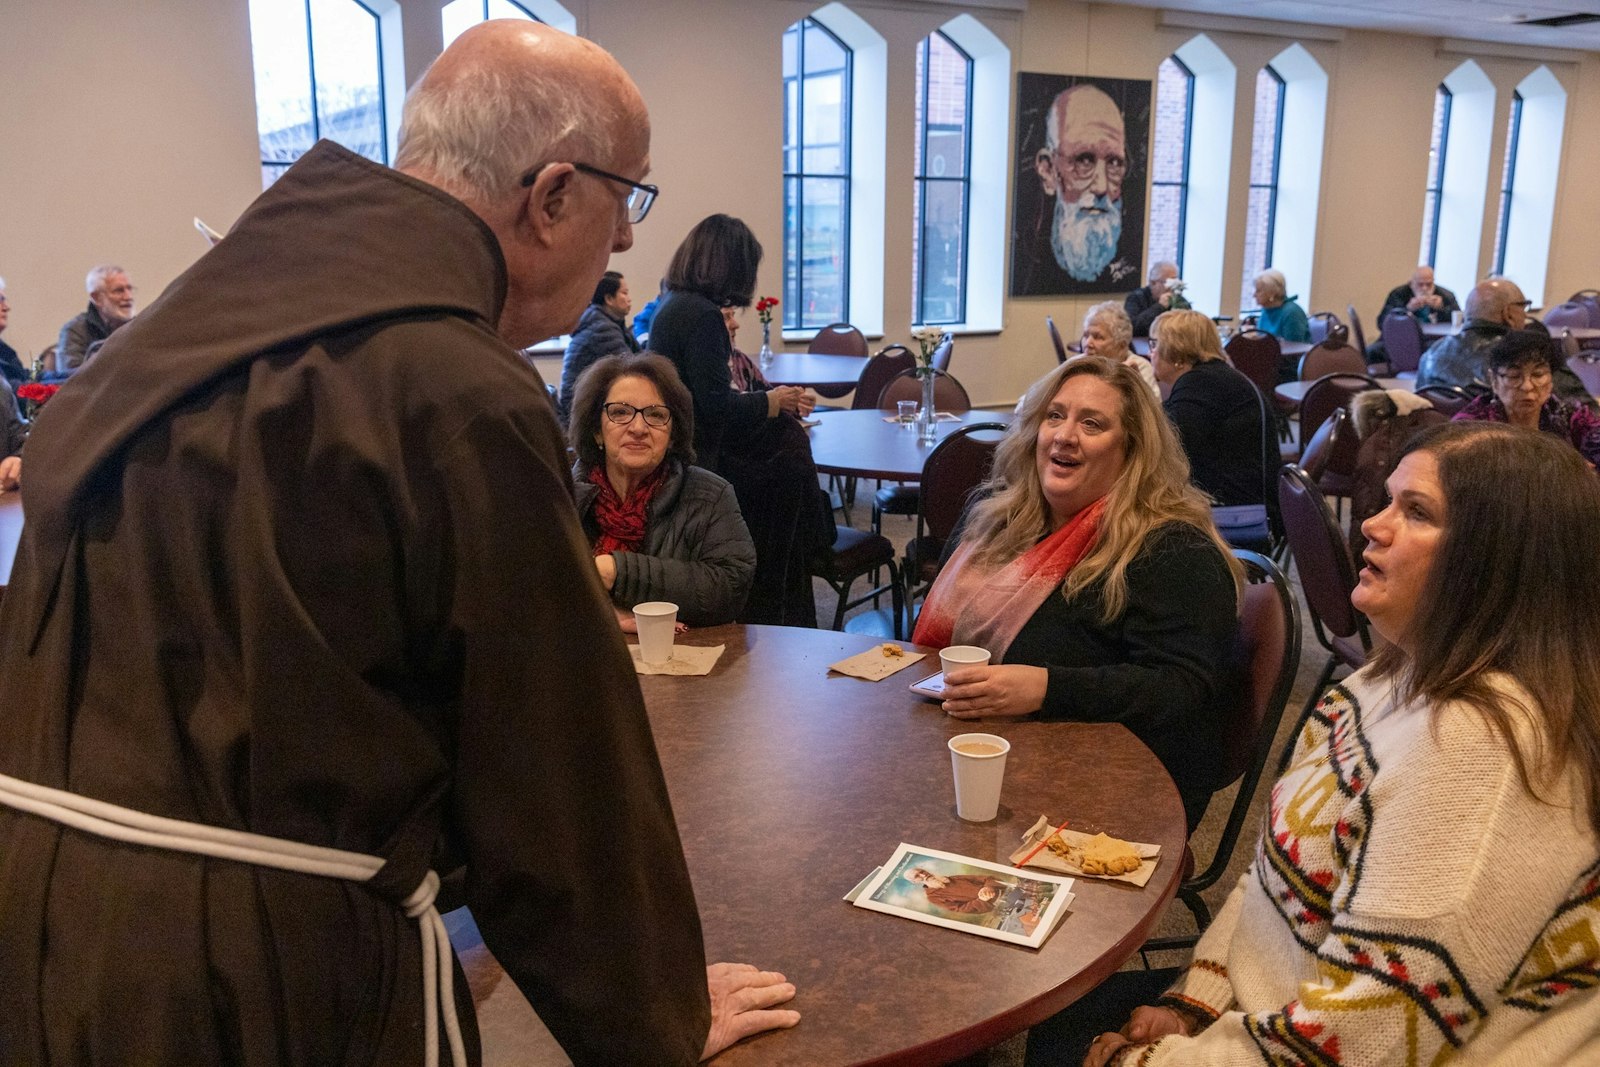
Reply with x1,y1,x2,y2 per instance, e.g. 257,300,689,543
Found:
1451,309,1464,333
897,399,917,425
948,732,1010,821
939,645,991,677
633,602,678,664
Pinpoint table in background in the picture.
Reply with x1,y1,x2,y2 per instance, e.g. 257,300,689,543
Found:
453,624,1187,1067
763,352,869,392
0,493,21,602
807,408,1014,481
1274,376,1409,405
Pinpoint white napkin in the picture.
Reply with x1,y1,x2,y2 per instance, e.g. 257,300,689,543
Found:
629,644,725,676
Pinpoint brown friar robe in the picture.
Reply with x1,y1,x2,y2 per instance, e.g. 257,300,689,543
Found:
0,142,710,1065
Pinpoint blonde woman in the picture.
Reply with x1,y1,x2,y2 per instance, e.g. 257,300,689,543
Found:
1077,301,1158,396
1150,308,1269,509
913,358,1240,832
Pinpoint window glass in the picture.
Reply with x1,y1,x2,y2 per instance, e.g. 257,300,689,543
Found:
1419,85,1451,266
1491,91,1523,276
1147,55,1193,274
782,17,852,329
1240,66,1285,309
912,31,971,326
442,0,539,50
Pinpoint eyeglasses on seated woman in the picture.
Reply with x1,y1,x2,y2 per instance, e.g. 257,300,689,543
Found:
1451,329,1600,467
568,353,756,630
1045,422,1600,1067
912,357,1242,835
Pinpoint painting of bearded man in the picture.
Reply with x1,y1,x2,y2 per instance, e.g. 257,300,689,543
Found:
1011,74,1150,297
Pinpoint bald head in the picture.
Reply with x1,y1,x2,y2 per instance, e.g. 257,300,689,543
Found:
1466,277,1528,328
394,20,648,207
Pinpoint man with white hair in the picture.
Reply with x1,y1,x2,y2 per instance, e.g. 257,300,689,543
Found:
56,263,135,371
0,20,795,1066
1123,260,1186,337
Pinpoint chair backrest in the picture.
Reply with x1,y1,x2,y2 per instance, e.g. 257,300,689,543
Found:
931,334,954,374
1278,464,1369,644
1415,384,1473,417
1046,315,1069,364
1544,302,1591,333
1378,309,1426,373
1570,289,1600,327
851,346,916,410
1568,354,1600,397
916,423,1007,548
1298,340,1367,381
38,343,58,376
1191,549,1301,889
1345,303,1368,355
1306,311,1341,346
1299,372,1383,447
1224,329,1283,397
878,368,972,413
807,322,869,357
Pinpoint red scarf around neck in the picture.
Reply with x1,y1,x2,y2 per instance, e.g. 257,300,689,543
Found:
589,463,669,556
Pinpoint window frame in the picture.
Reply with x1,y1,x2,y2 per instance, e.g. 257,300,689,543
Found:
1240,63,1286,307
1492,90,1524,277
912,30,973,328
1148,54,1196,275
782,16,854,331
1421,84,1452,268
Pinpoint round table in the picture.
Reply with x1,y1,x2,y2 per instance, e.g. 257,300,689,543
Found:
1273,376,1409,404
455,625,1187,1066
807,409,1014,480
763,352,869,391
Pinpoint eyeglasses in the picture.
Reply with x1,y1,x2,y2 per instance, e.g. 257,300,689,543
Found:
1495,367,1552,387
1046,147,1128,183
520,162,658,224
603,401,672,428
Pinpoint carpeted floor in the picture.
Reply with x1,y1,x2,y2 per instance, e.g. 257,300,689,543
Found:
811,473,1333,1065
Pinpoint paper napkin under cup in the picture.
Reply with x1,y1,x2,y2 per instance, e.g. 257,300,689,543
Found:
629,644,725,676
828,643,927,681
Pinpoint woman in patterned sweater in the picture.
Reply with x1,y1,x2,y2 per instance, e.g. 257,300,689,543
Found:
1076,422,1600,1066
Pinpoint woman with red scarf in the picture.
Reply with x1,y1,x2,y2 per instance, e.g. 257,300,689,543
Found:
912,358,1240,833
570,354,756,629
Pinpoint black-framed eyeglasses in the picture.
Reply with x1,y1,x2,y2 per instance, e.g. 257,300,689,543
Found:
520,162,658,224
603,401,672,428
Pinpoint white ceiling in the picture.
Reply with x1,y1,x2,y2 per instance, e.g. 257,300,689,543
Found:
1090,0,1600,52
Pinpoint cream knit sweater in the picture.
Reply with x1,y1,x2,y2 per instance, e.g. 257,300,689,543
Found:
1122,668,1600,1066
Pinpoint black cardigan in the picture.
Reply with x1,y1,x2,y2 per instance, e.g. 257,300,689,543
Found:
1163,358,1269,508
646,290,769,475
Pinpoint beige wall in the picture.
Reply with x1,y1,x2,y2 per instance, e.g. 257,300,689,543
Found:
4,0,1596,404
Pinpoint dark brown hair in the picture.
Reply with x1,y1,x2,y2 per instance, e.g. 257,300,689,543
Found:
591,270,624,307
664,214,762,307
1369,421,1600,834
568,353,696,471
1487,329,1559,375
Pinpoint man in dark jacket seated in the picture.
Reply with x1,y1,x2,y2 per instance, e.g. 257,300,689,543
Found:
1417,277,1591,405
1367,264,1459,366
1123,260,1186,337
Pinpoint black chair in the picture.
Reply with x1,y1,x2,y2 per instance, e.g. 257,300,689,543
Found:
1298,372,1383,461
902,423,1007,624
1046,315,1069,364
1306,310,1341,346
807,323,869,400
1278,465,1372,708
1379,309,1426,376
1415,383,1472,417
871,370,974,538
812,519,904,638
1210,373,1279,559
1142,548,1300,953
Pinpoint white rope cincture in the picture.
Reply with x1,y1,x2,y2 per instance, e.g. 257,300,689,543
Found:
0,772,466,1067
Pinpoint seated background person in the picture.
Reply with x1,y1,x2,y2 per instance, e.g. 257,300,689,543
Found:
1247,268,1309,343
1367,264,1460,367
557,270,639,425
0,278,24,393
57,264,135,372
1150,309,1268,510
1076,301,1158,396
1453,330,1600,466
1123,260,1187,338
1061,423,1600,1067
723,305,770,393
913,358,1240,833
570,353,756,628
0,383,22,492
1416,277,1528,395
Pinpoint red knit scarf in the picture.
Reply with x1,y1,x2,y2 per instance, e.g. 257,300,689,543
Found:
589,463,668,556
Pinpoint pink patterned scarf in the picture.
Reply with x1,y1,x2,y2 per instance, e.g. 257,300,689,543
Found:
912,497,1106,660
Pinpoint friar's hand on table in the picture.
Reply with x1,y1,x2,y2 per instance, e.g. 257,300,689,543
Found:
700,962,800,1061
940,664,1048,719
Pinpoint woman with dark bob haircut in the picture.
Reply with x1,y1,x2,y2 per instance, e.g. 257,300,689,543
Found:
1065,422,1600,1067
646,214,812,473
1452,329,1600,465
568,353,755,628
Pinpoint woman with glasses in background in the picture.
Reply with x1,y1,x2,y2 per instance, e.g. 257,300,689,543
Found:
568,353,756,629
1453,331,1600,466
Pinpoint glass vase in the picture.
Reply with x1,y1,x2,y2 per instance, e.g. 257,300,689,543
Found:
917,370,938,444
758,321,774,371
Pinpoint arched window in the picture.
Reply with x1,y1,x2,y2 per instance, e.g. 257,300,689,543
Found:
912,31,971,326
249,0,395,188
783,16,853,329
1491,91,1524,276
1240,66,1284,309
1147,55,1194,276
440,0,574,47
1419,86,1451,267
